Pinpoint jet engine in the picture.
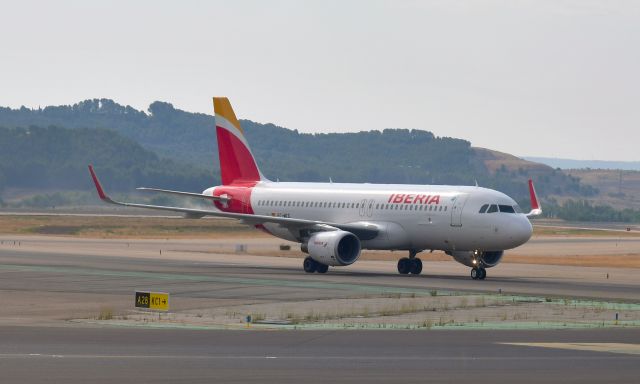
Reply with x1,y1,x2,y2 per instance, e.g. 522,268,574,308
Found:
302,231,361,266
447,250,504,268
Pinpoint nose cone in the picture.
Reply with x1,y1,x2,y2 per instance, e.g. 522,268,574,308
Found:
511,216,533,247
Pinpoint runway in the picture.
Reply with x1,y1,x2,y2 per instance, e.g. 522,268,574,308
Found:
0,235,639,382
0,326,638,383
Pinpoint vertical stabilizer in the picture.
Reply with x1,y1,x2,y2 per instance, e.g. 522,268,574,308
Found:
213,97,267,185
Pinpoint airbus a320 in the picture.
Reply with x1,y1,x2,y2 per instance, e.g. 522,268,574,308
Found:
89,97,542,280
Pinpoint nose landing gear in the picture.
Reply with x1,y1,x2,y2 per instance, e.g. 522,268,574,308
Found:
397,250,423,275
471,267,486,280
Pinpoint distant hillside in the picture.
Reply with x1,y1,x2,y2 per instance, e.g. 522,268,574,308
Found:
0,99,602,207
0,126,212,196
524,157,640,171
562,169,640,210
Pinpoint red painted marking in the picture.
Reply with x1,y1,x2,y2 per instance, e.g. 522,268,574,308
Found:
88,165,107,200
387,193,441,204
213,185,255,214
392,194,405,203
528,179,539,210
216,126,261,186
254,224,272,235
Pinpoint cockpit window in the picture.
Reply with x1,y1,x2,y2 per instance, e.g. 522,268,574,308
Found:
487,204,498,213
479,204,489,213
513,204,523,214
499,204,515,213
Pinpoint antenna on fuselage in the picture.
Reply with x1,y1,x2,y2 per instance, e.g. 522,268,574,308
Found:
329,177,333,183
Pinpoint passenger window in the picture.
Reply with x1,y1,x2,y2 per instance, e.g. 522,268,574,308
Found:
479,204,489,213
487,204,498,213
499,205,515,213
444,206,447,211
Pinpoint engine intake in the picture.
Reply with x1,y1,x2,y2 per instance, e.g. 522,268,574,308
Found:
304,231,361,266
447,250,504,268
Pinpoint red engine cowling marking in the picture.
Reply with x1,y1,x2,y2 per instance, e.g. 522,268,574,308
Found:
254,223,272,235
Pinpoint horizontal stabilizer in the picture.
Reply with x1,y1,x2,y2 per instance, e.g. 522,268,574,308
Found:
136,187,230,202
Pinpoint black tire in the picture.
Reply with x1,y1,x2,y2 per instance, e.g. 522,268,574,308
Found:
397,258,411,274
410,258,423,275
303,257,317,273
478,267,486,280
316,263,329,274
470,268,479,280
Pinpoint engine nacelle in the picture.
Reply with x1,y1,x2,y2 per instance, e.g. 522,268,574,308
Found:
304,231,361,266
447,250,504,268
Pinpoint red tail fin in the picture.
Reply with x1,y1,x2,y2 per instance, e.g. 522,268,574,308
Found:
213,98,267,186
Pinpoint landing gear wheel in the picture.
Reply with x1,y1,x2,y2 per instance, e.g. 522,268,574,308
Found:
303,257,317,273
397,258,411,274
471,267,486,280
409,258,423,275
316,263,329,274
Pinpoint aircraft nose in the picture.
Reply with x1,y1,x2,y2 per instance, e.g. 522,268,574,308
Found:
511,216,533,246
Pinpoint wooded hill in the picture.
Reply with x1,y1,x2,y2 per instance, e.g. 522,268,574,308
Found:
0,99,636,221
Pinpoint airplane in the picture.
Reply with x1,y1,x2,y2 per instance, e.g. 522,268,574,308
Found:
88,97,542,280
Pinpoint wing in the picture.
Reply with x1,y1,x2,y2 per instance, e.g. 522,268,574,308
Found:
88,165,379,240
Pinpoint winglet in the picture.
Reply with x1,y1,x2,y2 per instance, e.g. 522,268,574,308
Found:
88,165,112,202
526,179,542,217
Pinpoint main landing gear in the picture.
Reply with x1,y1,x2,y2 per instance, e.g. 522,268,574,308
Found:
303,256,328,274
470,267,486,280
397,250,422,275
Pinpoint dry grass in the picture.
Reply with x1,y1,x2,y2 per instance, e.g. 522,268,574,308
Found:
563,169,640,210
0,215,263,239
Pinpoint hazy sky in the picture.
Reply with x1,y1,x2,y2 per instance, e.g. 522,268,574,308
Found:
1,0,638,161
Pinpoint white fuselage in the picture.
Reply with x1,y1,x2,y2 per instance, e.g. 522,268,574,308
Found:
208,181,533,253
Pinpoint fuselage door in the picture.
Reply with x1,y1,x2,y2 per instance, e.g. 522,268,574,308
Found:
450,193,469,227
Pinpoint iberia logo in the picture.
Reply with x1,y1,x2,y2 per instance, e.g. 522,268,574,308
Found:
387,194,440,205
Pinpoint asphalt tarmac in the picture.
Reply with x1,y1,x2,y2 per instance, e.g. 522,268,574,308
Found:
0,327,638,383
0,236,638,382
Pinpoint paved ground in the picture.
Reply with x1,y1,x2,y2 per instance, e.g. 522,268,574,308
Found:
0,235,638,382
0,327,638,383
